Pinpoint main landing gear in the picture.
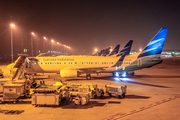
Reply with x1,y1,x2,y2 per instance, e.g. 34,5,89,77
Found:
86,74,91,80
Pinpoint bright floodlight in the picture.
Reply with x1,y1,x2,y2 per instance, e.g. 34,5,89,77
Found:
43,37,47,40
94,48,98,52
139,48,142,52
31,32,34,35
57,42,59,44
110,48,113,52
51,39,54,43
10,24,15,27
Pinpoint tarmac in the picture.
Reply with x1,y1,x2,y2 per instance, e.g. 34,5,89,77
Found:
0,58,180,120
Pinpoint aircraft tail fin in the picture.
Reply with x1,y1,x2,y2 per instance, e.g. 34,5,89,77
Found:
109,44,120,56
138,28,168,58
116,40,133,57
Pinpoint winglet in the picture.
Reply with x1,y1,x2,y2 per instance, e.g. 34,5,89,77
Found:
116,40,133,57
138,28,168,58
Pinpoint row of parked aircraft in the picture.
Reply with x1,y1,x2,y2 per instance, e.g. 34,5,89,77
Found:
8,28,168,80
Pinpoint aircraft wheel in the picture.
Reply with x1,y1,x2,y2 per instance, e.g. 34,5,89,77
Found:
122,93,125,98
112,73,115,77
131,72,135,76
118,95,121,98
86,74,91,80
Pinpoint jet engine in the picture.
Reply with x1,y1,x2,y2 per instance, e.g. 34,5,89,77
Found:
60,69,78,77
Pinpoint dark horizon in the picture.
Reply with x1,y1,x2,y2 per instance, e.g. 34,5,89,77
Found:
0,0,180,56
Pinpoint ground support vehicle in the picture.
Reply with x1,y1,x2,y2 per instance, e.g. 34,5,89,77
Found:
105,84,127,98
85,83,104,98
67,83,82,100
31,85,68,106
0,84,24,103
0,69,4,78
74,86,91,105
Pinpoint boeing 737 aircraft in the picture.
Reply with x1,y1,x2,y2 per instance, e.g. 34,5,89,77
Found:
22,40,133,79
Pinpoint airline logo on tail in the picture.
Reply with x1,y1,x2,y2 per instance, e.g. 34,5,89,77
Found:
113,40,133,67
109,44,120,56
117,40,133,57
138,28,168,58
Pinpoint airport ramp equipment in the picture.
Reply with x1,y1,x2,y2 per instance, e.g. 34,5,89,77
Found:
32,85,68,106
84,83,104,98
12,54,28,81
105,84,127,98
1,84,24,103
74,86,90,105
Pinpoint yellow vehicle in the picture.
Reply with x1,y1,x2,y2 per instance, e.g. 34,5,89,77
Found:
85,83,104,98
105,84,127,98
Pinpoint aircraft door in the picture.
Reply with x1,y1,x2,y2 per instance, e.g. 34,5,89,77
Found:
137,59,142,67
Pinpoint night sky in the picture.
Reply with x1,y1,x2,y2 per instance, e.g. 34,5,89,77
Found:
0,0,180,56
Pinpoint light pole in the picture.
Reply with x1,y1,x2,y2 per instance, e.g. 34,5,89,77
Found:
10,23,15,63
37,42,39,56
51,39,54,55
43,37,47,51
31,32,34,56
57,42,59,54
64,45,66,55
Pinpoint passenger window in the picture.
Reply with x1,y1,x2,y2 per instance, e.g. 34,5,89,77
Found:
45,62,47,64
95,62,97,64
82,62,83,64
79,62,81,64
71,62,73,64
89,62,90,64
87,62,88,64
98,62,99,64
57,62,59,64
64,62,66,64
107,62,108,64
100,62,101,64
48,62,49,64
50,62,51,64
75,62,77,64
91,62,93,64
84,62,86,64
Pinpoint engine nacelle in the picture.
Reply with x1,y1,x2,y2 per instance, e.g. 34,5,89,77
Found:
60,69,78,77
